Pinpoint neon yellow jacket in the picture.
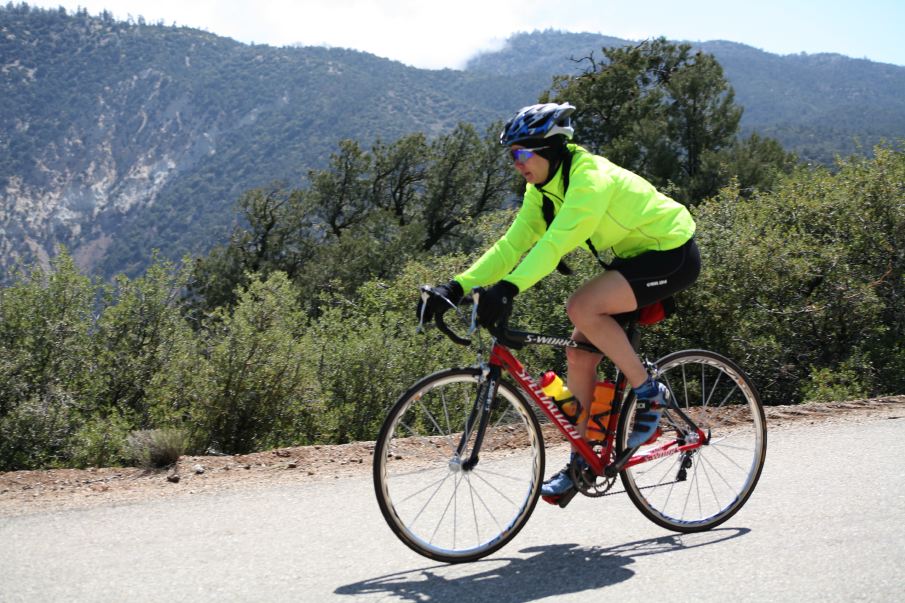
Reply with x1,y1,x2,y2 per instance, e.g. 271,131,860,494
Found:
455,144,696,292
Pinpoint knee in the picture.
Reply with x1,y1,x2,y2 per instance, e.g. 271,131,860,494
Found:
565,292,592,328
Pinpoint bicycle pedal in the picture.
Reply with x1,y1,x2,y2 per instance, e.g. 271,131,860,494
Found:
542,488,578,508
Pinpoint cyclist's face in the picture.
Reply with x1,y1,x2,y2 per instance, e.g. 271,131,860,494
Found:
510,145,549,184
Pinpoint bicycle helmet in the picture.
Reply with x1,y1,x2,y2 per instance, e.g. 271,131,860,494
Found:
500,102,576,146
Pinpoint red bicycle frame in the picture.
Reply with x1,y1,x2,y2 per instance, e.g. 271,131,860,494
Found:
426,288,708,478
489,340,706,478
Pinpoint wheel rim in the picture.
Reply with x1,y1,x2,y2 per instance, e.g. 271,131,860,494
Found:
621,352,766,530
376,372,542,560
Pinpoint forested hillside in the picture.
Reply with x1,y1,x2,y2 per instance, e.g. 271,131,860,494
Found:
0,5,532,278
467,31,905,164
2,7,903,280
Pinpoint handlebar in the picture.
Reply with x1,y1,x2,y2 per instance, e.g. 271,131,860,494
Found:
419,285,475,346
419,285,598,353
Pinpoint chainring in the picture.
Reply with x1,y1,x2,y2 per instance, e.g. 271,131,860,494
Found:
572,444,617,497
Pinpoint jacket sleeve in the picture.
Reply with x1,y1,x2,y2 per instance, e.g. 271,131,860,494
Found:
454,192,546,292
502,169,612,291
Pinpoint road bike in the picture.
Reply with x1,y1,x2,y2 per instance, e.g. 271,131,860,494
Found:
373,287,767,563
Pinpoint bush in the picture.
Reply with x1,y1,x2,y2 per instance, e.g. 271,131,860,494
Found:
68,412,133,469
0,391,79,471
149,271,320,454
801,357,873,403
645,145,904,405
126,428,188,468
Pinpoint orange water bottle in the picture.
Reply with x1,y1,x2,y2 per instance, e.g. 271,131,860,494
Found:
540,371,581,423
584,380,615,443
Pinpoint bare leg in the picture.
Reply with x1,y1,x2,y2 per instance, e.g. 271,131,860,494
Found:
565,334,602,441
566,271,648,390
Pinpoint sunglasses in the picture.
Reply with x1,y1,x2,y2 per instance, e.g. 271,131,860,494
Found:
509,146,549,163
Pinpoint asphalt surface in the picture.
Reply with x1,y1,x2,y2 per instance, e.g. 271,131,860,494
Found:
2,416,904,602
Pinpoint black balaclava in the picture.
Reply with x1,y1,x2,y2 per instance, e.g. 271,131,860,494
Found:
527,135,569,187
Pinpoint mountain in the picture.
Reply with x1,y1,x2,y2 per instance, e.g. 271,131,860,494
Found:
466,31,905,164
2,8,903,279
0,5,534,278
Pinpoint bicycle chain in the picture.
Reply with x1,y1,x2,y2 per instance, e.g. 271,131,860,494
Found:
595,479,682,497
572,445,683,498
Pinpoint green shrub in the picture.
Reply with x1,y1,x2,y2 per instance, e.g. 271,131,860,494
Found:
149,271,320,454
126,428,188,468
0,391,79,471
801,357,873,403
645,145,904,405
68,412,133,469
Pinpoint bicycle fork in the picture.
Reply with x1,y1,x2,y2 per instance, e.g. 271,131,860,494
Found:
452,364,500,472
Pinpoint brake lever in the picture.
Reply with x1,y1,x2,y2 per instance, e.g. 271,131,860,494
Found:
416,285,431,333
468,289,481,337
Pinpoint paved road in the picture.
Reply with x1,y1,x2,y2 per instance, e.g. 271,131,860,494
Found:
2,417,904,602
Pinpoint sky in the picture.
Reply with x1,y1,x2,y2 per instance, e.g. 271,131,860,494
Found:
22,0,905,69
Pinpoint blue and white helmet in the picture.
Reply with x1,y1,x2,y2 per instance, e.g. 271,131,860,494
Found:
500,102,576,146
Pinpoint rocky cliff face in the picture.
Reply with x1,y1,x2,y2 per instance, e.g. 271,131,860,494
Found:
0,8,236,276
2,66,217,272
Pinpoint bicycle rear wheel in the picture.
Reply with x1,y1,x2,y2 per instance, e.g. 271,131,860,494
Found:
617,350,767,532
373,367,544,563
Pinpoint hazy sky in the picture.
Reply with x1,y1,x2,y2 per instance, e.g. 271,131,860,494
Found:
23,0,905,69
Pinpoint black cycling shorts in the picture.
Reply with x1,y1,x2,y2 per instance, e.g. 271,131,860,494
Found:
608,237,701,308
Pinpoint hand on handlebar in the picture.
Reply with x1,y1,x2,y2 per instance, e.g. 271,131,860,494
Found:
416,280,463,323
417,282,519,347
476,281,518,329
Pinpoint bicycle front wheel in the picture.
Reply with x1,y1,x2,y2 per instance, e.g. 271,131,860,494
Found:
373,367,544,563
617,350,767,532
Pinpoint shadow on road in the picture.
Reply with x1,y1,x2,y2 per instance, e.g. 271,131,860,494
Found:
336,527,749,602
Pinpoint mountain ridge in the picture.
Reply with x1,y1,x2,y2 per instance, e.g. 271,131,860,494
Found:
466,30,905,161
2,7,902,279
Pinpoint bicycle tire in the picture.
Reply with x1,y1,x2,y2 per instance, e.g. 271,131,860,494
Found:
616,349,767,532
373,367,545,563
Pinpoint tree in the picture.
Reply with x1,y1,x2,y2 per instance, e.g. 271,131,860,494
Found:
545,38,756,203
420,123,513,250
720,133,798,196
188,185,316,312
370,133,429,226
189,124,515,313
307,140,373,237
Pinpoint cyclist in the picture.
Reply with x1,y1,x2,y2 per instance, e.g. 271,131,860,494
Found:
419,102,701,505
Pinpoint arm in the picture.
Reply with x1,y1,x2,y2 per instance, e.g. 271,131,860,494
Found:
454,193,546,291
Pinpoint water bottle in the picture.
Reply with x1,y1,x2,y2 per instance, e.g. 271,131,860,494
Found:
584,380,615,443
539,371,581,423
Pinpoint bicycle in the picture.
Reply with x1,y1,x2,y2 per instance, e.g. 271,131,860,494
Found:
373,287,767,563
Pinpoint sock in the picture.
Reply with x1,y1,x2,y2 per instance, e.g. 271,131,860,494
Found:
569,451,587,469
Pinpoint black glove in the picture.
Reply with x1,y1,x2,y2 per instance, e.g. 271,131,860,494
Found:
416,280,464,323
477,281,518,328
